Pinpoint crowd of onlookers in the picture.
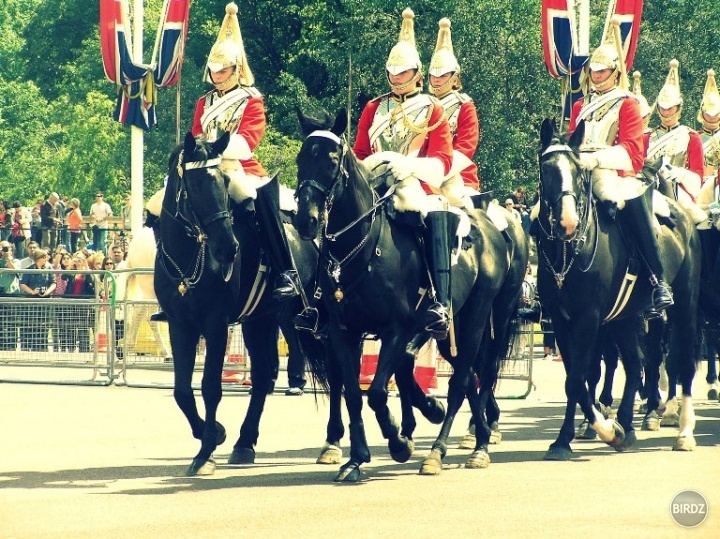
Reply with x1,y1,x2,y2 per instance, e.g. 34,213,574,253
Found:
0,191,132,259
0,216,130,354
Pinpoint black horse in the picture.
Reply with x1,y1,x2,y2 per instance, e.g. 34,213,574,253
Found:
536,118,701,460
294,108,527,481
154,132,324,475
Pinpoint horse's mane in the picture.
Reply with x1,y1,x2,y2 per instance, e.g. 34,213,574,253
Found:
296,107,336,133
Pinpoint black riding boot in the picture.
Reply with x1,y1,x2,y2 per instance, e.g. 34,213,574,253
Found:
621,190,673,317
255,175,302,301
424,210,460,340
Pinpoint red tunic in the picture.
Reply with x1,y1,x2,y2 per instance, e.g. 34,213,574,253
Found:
643,127,705,200
353,96,453,194
453,100,480,190
191,92,268,178
568,96,645,176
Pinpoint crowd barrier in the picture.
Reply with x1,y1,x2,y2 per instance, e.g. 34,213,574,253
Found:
0,267,535,397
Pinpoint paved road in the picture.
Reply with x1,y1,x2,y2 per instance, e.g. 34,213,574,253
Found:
1,360,718,538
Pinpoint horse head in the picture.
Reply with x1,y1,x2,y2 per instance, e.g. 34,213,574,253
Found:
294,108,349,240
539,118,588,241
167,132,239,272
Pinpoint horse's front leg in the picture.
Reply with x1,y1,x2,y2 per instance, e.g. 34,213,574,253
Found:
366,332,414,463
332,329,370,483
317,346,345,465
227,318,278,465
187,322,228,476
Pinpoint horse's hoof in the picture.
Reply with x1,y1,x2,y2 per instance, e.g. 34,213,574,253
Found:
316,444,342,465
465,449,491,469
615,430,637,452
458,432,476,450
228,446,255,465
607,421,626,450
389,437,414,463
544,445,573,461
576,420,597,440
419,455,443,475
425,397,446,425
673,436,697,452
642,411,660,431
489,423,502,445
708,388,719,401
660,412,680,428
186,457,216,476
334,462,362,483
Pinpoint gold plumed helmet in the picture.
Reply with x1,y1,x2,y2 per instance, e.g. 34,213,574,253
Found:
656,59,683,109
205,2,254,87
429,18,460,77
588,17,628,91
698,69,720,124
386,8,422,76
632,71,651,118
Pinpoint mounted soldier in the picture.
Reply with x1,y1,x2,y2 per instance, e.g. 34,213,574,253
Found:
427,18,481,196
568,28,673,317
645,60,706,225
147,2,301,321
353,8,459,339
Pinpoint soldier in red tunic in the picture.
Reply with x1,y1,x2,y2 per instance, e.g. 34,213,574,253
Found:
352,8,456,338
427,18,481,195
148,3,301,322
568,40,673,315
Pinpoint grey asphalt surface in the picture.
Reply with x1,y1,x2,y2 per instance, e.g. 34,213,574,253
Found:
1,359,718,539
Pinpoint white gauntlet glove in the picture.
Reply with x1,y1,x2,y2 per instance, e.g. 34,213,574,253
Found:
577,152,599,171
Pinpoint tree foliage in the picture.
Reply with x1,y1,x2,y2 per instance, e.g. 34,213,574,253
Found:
2,0,720,208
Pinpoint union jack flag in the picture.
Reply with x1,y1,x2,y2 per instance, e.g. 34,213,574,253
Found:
100,0,191,130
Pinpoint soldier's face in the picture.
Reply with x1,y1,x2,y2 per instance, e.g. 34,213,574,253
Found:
702,111,720,124
388,69,417,95
211,67,235,85
430,73,453,88
658,105,679,118
590,68,613,85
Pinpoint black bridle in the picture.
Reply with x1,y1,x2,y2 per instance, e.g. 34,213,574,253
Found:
157,147,232,293
537,142,598,287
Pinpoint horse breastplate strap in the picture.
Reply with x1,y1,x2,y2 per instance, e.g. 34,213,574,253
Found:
577,92,626,148
647,126,691,166
369,94,433,155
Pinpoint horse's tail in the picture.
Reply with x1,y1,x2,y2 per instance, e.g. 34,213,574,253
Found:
297,330,330,394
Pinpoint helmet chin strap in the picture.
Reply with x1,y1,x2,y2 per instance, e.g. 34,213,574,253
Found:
429,73,459,97
659,107,682,128
388,70,422,95
591,69,619,93
212,69,240,93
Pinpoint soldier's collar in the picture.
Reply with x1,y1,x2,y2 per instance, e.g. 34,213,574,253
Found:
392,89,421,102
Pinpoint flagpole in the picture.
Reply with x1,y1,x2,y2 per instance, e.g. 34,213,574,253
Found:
130,0,145,237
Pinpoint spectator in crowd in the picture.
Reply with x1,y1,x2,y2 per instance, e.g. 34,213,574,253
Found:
19,248,56,352
68,252,95,353
121,194,132,233
20,241,39,269
504,198,522,222
57,195,69,247
11,201,30,259
66,198,83,254
53,251,75,352
40,192,61,252
30,202,42,244
89,191,113,255
0,240,20,295
0,200,10,241
109,243,125,265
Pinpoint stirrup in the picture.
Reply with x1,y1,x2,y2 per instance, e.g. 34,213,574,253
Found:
652,281,674,311
424,303,450,340
273,271,300,300
149,310,168,322
293,307,320,333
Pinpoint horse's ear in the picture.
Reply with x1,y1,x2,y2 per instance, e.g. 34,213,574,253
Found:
540,118,555,150
331,110,348,138
296,107,313,137
568,120,585,150
213,131,231,156
184,132,196,154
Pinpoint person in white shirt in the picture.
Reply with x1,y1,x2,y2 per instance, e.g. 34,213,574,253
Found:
88,191,113,255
